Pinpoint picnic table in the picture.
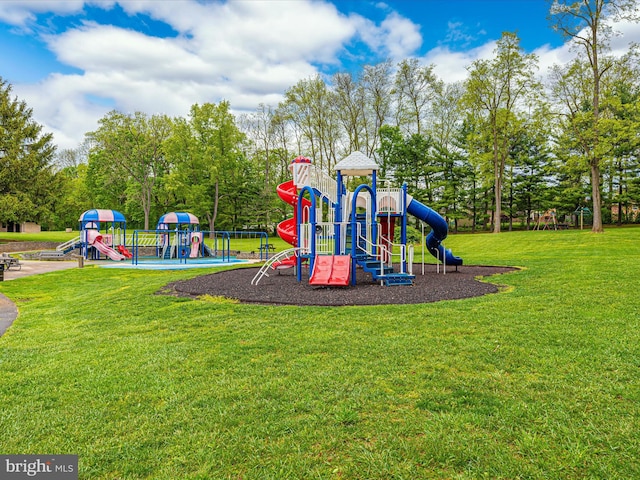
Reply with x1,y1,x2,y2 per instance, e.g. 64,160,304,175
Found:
258,244,276,253
0,254,21,271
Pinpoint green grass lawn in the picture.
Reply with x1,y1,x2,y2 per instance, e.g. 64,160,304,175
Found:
1,227,639,479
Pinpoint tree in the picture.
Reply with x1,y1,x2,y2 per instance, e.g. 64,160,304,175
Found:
550,0,640,232
280,76,341,172
87,111,172,229
332,72,366,154
239,104,284,230
462,32,540,233
378,125,434,207
603,49,640,224
393,59,438,135
510,111,553,229
165,102,247,232
51,163,92,230
428,82,469,231
361,61,394,159
0,77,57,229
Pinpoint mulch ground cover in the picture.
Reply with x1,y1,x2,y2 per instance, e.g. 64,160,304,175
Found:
165,263,517,306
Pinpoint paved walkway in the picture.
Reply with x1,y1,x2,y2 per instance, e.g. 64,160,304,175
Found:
0,260,78,337
0,293,18,337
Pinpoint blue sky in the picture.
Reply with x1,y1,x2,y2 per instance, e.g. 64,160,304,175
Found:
0,0,637,149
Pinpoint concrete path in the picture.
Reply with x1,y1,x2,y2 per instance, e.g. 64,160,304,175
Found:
0,260,78,337
3,260,78,281
0,293,18,337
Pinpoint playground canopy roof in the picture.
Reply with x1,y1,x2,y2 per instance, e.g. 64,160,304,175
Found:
334,151,379,176
79,209,126,224
157,212,199,227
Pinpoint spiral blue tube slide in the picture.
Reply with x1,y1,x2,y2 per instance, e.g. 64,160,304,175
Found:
407,198,463,266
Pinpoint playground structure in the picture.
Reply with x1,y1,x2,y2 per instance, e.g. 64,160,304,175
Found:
74,209,128,261
533,208,558,230
253,152,462,287
56,210,248,266
154,211,210,261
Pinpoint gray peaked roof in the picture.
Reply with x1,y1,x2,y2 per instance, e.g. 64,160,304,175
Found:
334,151,379,176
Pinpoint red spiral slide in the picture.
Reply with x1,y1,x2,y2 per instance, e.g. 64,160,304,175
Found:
276,180,311,247
275,180,311,269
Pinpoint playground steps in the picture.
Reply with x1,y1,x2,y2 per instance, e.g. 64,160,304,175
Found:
377,273,415,286
355,255,415,286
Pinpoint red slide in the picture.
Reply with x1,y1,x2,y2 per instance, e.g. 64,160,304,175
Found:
276,180,310,247
309,255,351,286
86,230,125,261
117,245,133,259
274,180,311,269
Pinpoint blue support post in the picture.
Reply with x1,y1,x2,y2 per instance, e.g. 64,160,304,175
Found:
296,186,317,282
335,170,343,255
401,183,408,273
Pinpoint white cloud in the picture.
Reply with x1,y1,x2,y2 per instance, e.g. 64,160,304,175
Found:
443,20,478,48
533,42,575,78
6,0,426,149
0,1,84,27
378,12,422,59
9,0,639,152
426,41,496,83
11,0,368,149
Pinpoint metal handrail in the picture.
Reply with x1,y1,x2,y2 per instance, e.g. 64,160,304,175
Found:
251,248,299,285
56,236,81,252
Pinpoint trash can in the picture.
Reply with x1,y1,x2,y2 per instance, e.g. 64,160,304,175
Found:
0,264,5,281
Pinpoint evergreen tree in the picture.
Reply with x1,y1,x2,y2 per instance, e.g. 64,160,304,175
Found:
0,77,57,229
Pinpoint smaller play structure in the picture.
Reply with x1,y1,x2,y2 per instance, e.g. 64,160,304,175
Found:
155,212,210,260
253,152,462,287
78,209,128,260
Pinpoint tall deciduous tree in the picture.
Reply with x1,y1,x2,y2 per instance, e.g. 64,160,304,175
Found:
280,75,340,172
393,59,438,136
361,61,393,159
239,104,283,231
332,72,366,154
165,102,246,232
462,32,540,233
87,111,172,229
550,0,640,232
0,77,57,229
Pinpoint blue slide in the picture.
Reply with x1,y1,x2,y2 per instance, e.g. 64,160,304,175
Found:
407,199,463,266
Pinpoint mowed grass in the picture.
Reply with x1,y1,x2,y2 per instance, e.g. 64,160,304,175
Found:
0,228,639,479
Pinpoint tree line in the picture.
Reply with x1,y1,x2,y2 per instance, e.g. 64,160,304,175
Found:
3,1,639,234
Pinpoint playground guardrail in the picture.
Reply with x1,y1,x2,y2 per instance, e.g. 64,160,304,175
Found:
56,236,81,252
251,248,299,285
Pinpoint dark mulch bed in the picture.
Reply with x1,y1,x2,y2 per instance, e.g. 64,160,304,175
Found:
164,263,518,306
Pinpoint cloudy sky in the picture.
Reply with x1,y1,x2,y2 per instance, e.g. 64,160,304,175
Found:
1,0,639,151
